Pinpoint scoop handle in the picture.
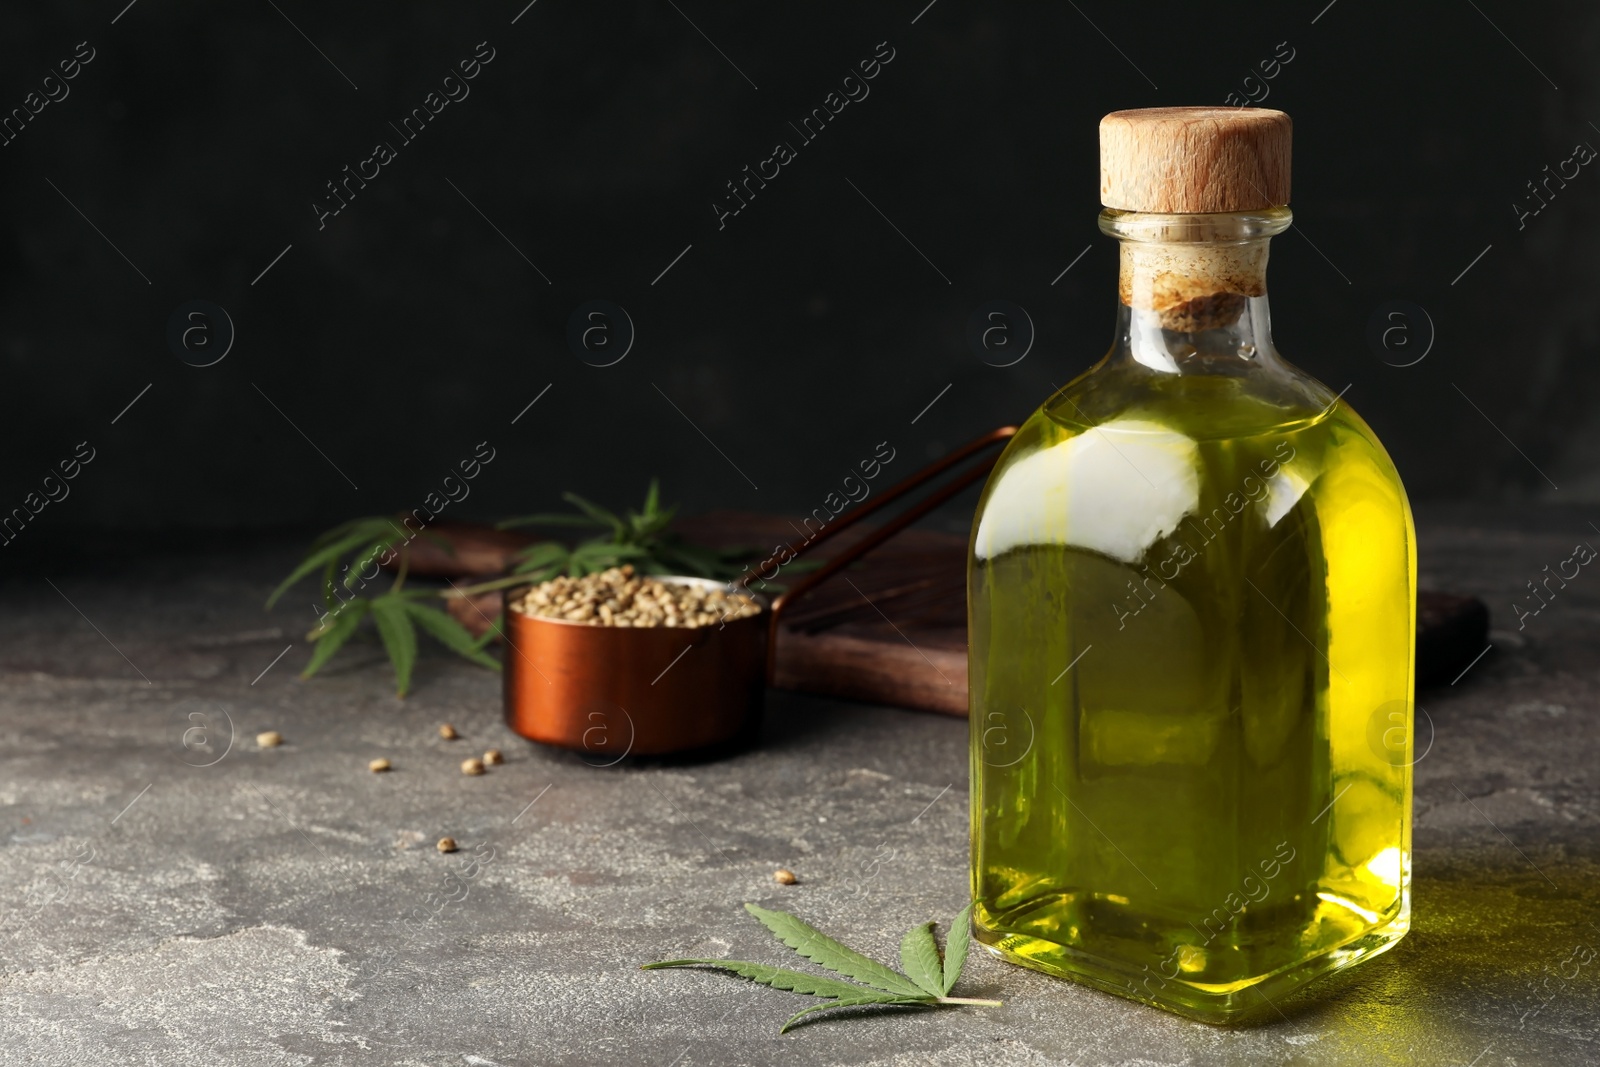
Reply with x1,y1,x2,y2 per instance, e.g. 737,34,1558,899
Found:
759,425,1018,686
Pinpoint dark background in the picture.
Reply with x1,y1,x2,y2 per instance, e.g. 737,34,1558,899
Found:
2,0,1597,550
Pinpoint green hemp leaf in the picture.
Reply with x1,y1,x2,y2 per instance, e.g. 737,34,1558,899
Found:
642,902,997,1034
269,480,771,697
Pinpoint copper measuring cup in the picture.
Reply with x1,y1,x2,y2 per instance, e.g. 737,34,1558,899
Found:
502,426,1017,758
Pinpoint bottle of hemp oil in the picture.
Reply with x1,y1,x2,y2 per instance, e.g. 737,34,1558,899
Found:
968,107,1414,1023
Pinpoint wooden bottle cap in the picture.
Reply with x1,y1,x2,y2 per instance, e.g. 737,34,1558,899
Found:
1100,107,1291,213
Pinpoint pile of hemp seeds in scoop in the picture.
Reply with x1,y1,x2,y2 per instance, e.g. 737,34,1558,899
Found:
508,565,762,628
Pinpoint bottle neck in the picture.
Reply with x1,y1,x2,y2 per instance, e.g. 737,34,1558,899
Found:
1100,207,1291,375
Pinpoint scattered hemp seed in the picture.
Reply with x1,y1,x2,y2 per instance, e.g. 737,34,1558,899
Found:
508,564,762,628
438,723,459,740
773,868,799,885
483,749,504,766
437,837,458,853
461,758,486,776
369,758,392,773
257,731,283,748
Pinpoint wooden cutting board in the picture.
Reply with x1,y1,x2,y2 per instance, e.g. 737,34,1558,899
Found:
431,513,1490,717
677,511,971,715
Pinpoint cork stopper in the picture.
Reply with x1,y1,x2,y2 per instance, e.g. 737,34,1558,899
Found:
1100,107,1291,213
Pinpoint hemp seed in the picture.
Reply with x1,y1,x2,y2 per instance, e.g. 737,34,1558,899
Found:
437,837,458,853
483,749,504,766
439,723,459,740
773,868,799,885
369,758,392,773
508,565,762,629
257,731,283,748
461,758,485,776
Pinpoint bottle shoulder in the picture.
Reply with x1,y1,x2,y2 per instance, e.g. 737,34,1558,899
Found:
972,363,1411,559
1040,354,1343,443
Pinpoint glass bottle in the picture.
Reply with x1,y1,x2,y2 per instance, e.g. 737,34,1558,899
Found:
968,107,1414,1023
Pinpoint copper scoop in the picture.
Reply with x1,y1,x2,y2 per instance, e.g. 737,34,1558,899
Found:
502,427,1016,759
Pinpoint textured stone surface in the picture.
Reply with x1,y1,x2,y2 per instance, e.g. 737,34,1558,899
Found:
1,504,1597,1065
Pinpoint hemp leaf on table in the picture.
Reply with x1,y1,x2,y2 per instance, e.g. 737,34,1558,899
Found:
642,902,999,1033
265,516,496,698
265,481,775,698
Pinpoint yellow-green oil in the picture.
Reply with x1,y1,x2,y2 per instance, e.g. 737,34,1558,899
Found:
969,371,1415,1022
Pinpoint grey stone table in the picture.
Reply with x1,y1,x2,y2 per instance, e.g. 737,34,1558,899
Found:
1,503,1596,1067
